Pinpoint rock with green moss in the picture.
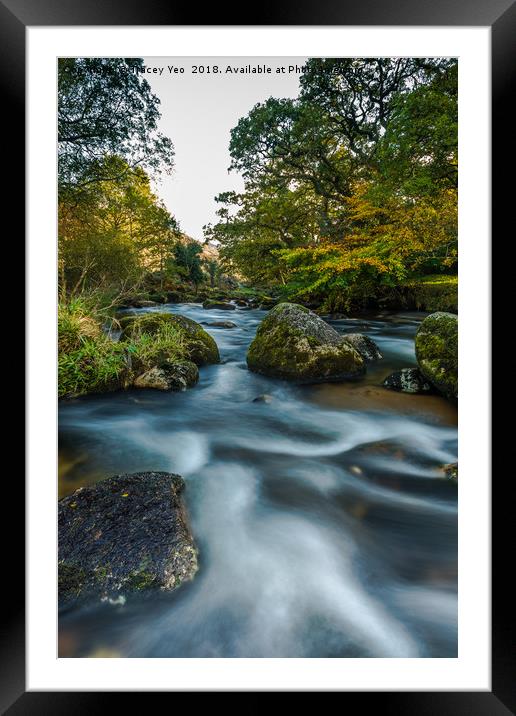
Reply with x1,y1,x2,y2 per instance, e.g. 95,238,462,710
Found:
415,312,458,399
342,333,382,361
133,360,199,391
58,472,198,606
247,302,365,382
121,312,220,365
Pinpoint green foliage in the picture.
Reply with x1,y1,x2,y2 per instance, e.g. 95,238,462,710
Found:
168,240,205,287
58,339,129,399
58,58,174,187
124,320,187,372
209,58,458,307
59,157,181,293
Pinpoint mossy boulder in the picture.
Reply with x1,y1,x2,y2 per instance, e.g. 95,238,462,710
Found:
415,312,458,399
247,302,365,382
383,367,433,394
58,472,198,606
342,333,382,361
134,360,199,391
121,312,220,366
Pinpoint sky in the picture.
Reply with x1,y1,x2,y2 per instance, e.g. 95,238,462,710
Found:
143,57,308,241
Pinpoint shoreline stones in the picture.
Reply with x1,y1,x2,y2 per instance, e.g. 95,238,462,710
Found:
382,368,433,394
247,302,365,382
415,312,458,399
58,472,198,606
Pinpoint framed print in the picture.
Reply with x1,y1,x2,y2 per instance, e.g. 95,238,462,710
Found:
5,0,509,709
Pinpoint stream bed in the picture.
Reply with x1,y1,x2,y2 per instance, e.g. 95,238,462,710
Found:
58,304,458,658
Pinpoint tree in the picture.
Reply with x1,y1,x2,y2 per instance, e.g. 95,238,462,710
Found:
59,157,180,292
169,241,205,289
58,58,174,187
210,57,458,300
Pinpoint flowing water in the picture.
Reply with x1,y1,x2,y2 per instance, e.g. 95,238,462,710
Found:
58,304,458,658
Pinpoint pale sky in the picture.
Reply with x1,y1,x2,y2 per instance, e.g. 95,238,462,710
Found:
143,57,308,241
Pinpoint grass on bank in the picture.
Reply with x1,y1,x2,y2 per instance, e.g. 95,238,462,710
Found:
58,297,188,399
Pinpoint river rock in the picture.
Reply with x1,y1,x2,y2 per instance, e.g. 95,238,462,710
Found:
342,333,382,361
442,462,458,482
133,299,158,308
133,360,199,391
121,312,220,365
247,302,365,382
58,472,198,606
415,312,458,399
202,300,236,311
382,368,433,394
206,321,237,328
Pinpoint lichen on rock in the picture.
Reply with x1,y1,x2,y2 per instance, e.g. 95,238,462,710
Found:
342,333,382,361
247,302,365,382
58,472,198,606
415,312,458,399
383,367,433,394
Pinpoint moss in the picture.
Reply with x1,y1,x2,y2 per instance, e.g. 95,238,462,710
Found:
125,569,158,590
415,312,458,399
58,562,87,598
121,312,220,366
247,302,364,381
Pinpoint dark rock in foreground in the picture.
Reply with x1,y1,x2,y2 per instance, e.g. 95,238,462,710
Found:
415,312,458,399
247,302,365,382
58,472,198,606
342,333,382,361
383,368,433,394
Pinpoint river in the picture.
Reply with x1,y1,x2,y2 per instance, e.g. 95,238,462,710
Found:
58,303,458,658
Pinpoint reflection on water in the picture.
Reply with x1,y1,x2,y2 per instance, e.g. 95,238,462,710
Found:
59,304,457,658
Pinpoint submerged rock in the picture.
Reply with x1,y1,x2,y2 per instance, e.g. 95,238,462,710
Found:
202,300,236,311
121,312,220,365
342,333,382,361
383,368,433,394
415,312,458,399
58,472,198,606
134,360,199,391
247,302,365,382
206,320,237,328
252,394,274,403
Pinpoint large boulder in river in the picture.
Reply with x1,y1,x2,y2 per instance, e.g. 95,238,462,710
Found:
247,302,365,382
415,312,458,399
134,360,199,391
58,472,198,606
120,312,220,365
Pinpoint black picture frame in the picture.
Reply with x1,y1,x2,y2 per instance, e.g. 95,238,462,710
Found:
6,0,508,710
